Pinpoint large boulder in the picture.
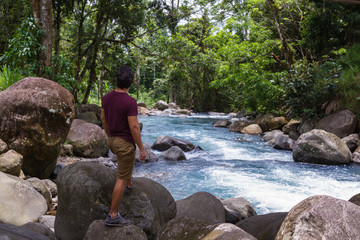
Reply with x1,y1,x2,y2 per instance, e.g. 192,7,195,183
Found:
236,212,288,240
176,192,225,224
293,129,352,165
162,146,186,161
297,119,318,135
315,110,357,138
282,119,301,134
152,135,195,152
222,197,257,224
84,220,147,240
0,223,51,240
241,124,263,135
255,114,274,132
0,150,23,176
155,100,169,111
67,122,108,158
0,77,75,179
76,112,99,125
275,195,360,240
55,162,176,240
158,217,256,240
0,172,47,226
268,117,288,131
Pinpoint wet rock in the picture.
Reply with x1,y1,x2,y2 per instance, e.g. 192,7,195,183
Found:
67,122,108,158
175,109,191,115
213,119,231,128
152,135,195,152
237,212,288,240
0,172,47,226
0,77,75,179
84,220,147,240
275,195,360,240
274,135,295,151
21,222,55,240
0,150,23,176
293,129,352,165
162,146,186,161
176,192,225,224
135,142,158,163
316,110,357,138
263,130,285,145
222,197,257,223
229,121,250,132
138,102,147,108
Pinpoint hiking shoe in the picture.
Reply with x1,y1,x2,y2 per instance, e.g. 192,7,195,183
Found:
105,213,130,227
126,177,134,190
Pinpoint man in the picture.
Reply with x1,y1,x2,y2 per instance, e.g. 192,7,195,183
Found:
101,66,146,226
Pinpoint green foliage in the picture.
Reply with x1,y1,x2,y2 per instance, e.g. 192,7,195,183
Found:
284,60,338,119
48,55,77,91
335,43,360,116
0,65,24,91
0,17,44,75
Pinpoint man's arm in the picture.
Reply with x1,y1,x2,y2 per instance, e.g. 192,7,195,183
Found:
101,108,110,136
128,115,146,161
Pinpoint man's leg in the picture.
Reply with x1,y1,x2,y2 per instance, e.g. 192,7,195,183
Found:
109,178,127,218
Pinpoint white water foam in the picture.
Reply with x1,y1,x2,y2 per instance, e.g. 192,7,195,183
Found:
204,166,360,213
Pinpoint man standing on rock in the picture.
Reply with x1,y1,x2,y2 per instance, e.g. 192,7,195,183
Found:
101,65,146,226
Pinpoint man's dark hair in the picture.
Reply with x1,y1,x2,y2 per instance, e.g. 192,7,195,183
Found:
116,66,134,89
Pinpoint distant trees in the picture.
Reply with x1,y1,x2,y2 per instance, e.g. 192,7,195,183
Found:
0,0,359,117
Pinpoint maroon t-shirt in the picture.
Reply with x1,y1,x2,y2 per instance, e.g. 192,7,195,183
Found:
101,91,138,144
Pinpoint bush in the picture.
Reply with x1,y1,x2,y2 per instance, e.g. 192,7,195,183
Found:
335,43,360,117
0,65,23,91
284,60,338,119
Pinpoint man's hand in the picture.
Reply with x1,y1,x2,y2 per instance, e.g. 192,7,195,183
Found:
139,148,146,161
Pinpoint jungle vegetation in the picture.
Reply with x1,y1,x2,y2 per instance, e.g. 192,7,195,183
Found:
0,0,360,119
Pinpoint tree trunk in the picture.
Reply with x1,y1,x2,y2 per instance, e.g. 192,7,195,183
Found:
39,0,52,72
136,64,140,100
266,0,294,68
53,0,61,56
32,0,40,20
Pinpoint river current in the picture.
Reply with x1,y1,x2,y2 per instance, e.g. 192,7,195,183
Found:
133,114,360,214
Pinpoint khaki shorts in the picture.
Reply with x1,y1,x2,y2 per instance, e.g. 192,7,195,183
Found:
108,137,136,180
